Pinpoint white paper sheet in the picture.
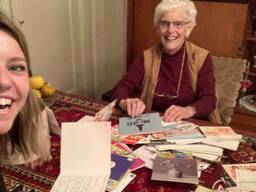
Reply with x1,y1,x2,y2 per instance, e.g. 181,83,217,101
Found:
134,145,157,169
156,144,223,156
51,175,109,192
51,122,111,192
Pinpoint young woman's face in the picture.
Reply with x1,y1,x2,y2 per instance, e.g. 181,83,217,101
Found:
156,7,190,55
0,30,29,134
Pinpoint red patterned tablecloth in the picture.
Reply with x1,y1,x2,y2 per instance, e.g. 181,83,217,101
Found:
1,91,256,192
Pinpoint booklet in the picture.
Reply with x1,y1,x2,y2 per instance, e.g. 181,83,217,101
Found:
51,122,111,192
118,112,162,136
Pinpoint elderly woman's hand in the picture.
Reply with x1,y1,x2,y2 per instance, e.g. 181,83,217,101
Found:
119,98,146,117
163,105,196,122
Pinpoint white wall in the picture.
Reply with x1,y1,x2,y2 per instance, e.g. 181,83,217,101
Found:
8,0,75,93
0,0,126,99
71,0,126,98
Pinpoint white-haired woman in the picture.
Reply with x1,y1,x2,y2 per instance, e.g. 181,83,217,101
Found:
113,0,220,123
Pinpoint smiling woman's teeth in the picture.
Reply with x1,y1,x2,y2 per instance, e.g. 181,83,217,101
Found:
0,98,12,110
166,36,176,41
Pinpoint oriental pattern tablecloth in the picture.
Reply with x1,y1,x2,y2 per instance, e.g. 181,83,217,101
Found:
1,91,256,192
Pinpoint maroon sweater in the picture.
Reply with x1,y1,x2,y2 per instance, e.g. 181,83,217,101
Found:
112,46,216,118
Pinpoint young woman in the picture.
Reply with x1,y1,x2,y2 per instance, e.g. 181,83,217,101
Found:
0,10,51,189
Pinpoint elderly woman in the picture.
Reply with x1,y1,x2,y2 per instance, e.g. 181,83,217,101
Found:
0,10,53,190
112,0,221,123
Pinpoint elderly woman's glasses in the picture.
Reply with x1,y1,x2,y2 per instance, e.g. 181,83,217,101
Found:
159,20,190,29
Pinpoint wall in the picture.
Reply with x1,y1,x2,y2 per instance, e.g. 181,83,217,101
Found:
0,0,126,99
73,0,127,98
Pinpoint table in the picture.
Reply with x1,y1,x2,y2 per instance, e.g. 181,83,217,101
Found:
1,91,256,192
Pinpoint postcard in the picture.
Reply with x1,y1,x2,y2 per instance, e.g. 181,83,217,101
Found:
110,153,134,181
51,122,111,192
118,112,162,136
151,156,198,184
134,145,157,169
111,173,136,192
111,141,145,171
78,100,117,122
236,169,256,191
161,120,197,130
95,99,117,121
199,126,242,140
191,152,221,162
106,173,136,192
222,163,256,182
121,134,146,145
167,138,206,145
164,126,204,140
156,144,223,156
195,185,213,192
202,139,240,151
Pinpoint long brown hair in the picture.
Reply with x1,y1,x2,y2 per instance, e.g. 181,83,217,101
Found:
0,10,50,164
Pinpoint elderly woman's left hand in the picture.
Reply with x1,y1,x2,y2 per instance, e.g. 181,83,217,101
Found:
163,105,196,122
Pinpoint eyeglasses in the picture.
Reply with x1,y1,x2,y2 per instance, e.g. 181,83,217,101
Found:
153,49,185,99
158,20,190,29
153,88,180,99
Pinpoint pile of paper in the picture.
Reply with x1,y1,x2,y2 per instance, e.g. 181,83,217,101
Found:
199,126,242,151
51,103,248,191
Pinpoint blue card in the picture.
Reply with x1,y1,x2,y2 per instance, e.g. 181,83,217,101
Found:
110,154,133,180
118,112,162,136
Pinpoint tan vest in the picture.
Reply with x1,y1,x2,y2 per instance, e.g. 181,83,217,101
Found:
139,41,222,124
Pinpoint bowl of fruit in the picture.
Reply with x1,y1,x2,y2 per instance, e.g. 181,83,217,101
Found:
30,75,56,106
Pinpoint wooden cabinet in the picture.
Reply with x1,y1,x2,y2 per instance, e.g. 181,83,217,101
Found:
230,106,256,132
245,37,256,95
243,0,256,95
190,1,248,58
127,0,248,68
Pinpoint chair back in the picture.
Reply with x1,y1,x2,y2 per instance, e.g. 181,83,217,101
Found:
212,56,247,124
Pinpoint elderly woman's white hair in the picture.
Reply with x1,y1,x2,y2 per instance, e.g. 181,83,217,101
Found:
154,0,197,35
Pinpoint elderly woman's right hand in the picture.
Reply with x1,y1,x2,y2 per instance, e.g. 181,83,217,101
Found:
119,98,146,117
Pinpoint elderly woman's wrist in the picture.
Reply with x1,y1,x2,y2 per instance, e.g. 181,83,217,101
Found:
118,99,127,110
185,106,196,117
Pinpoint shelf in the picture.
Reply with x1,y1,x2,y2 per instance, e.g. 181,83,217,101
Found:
246,36,256,42
249,71,256,76
234,104,256,116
